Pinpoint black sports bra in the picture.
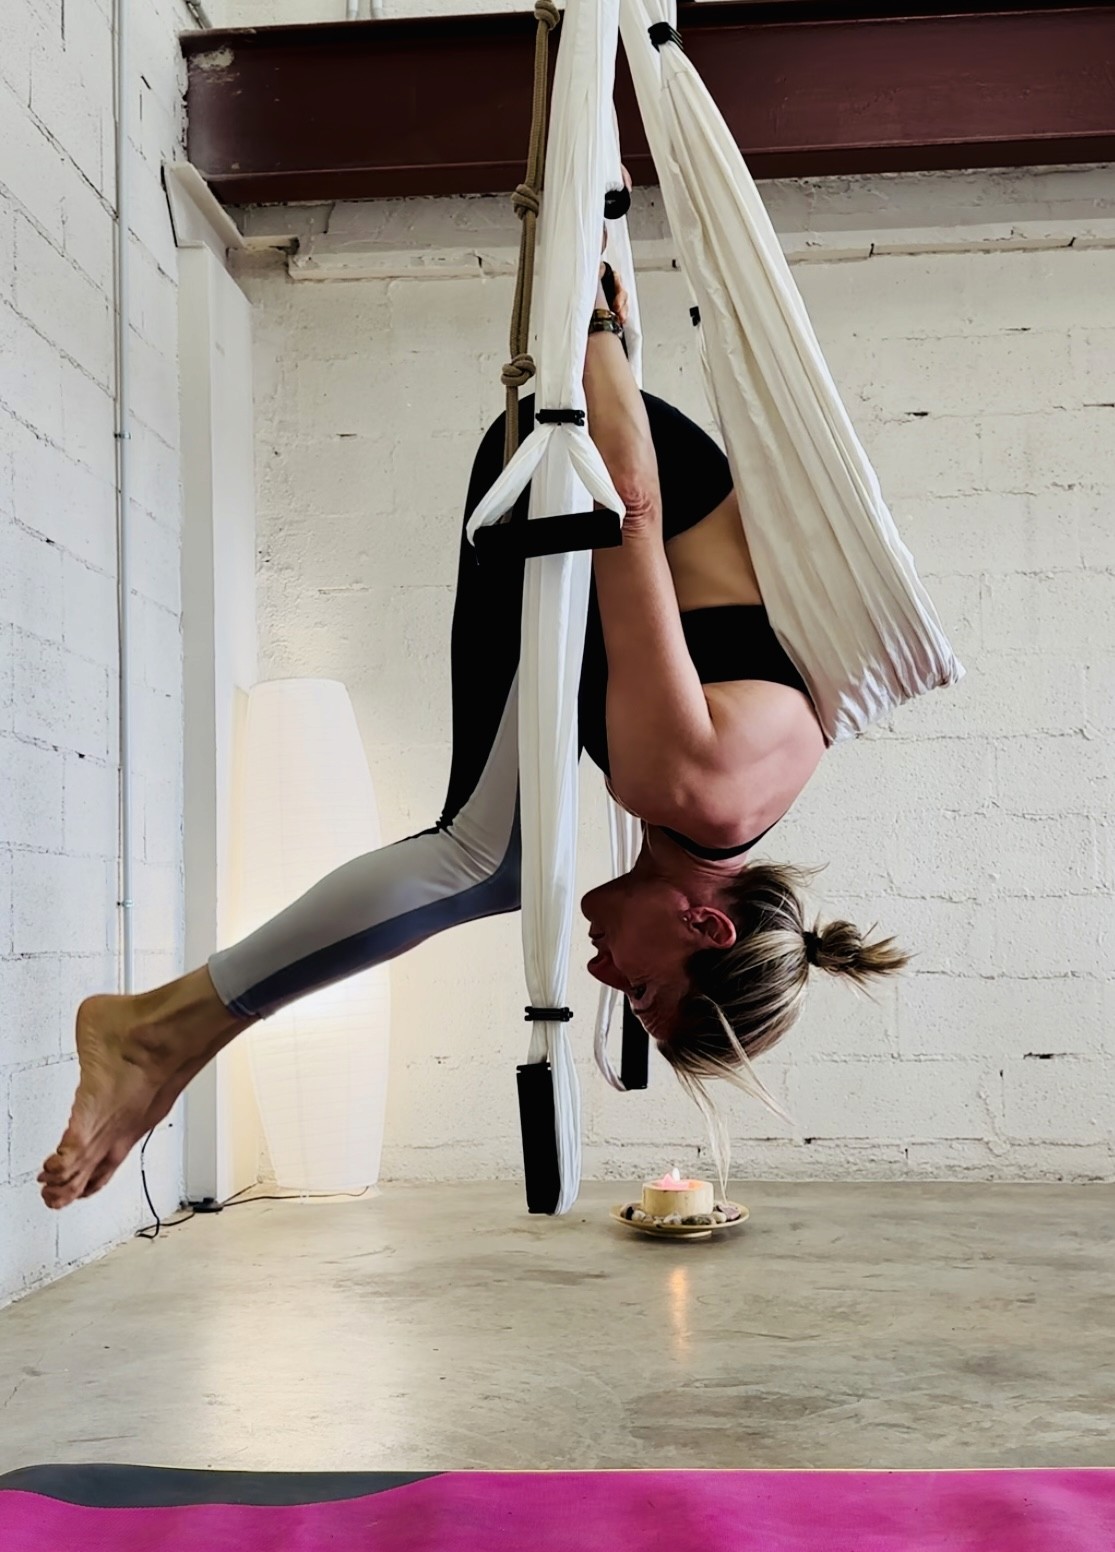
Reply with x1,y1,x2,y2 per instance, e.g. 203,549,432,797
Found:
582,603,811,859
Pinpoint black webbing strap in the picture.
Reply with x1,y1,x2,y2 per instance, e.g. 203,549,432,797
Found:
537,408,585,426
649,21,683,49
620,998,650,1090
524,1006,574,1022
517,1061,561,1214
473,509,623,562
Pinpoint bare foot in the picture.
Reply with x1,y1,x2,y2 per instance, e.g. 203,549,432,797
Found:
38,998,183,1208
39,974,244,1210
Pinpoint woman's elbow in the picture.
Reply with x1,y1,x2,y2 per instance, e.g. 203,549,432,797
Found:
613,479,660,528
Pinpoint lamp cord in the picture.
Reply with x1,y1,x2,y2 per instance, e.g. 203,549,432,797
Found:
136,1128,192,1239
136,1133,370,1241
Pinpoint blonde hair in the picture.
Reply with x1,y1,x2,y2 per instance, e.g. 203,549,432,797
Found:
658,862,909,1193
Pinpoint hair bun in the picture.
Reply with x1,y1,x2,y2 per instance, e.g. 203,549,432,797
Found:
808,919,909,983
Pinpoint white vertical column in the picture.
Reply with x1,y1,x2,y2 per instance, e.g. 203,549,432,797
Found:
169,168,261,1204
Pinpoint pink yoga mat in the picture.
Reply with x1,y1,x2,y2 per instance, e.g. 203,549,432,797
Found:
4,1469,1115,1551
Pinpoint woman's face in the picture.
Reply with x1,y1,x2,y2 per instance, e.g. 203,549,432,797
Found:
581,870,736,1039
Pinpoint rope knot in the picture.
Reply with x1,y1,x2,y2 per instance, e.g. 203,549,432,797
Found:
533,0,560,31
501,353,536,389
512,182,541,220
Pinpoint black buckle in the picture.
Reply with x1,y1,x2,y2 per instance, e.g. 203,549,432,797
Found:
649,21,682,49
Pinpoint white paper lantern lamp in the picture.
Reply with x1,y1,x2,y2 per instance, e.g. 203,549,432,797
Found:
235,678,391,1193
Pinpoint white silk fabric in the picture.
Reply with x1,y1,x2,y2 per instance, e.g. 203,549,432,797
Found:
467,0,625,1214
469,0,962,1211
622,0,963,741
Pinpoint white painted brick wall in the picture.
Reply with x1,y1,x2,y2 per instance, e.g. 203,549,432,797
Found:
211,0,525,22
1003,1058,1115,1144
240,165,1115,1188
897,975,1107,1060
13,213,114,385
11,631,111,759
788,1060,998,1143
8,1058,81,1181
1,0,192,1307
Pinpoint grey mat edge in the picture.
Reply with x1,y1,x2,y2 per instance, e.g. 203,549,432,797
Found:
0,1463,440,1508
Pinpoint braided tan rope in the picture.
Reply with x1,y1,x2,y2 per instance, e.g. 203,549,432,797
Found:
502,0,561,467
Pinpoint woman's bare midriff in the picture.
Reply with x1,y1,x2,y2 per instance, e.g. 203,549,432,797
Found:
664,489,762,610
662,487,784,762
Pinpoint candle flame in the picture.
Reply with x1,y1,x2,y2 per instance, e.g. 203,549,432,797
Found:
649,1167,694,1190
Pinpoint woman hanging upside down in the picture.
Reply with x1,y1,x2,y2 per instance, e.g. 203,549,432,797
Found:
40,234,908,1210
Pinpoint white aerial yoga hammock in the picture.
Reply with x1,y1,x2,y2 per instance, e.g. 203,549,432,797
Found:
468,0,963,1215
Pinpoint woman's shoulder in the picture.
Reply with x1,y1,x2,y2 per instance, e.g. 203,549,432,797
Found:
650,685,825,848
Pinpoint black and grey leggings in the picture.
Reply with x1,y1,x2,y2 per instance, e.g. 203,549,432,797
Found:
208,384,733,1018
209,411,554,1020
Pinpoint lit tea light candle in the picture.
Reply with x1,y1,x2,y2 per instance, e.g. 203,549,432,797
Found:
641,1168,715,1219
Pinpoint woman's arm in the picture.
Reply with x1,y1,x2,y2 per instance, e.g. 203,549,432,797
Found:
582,288,719,818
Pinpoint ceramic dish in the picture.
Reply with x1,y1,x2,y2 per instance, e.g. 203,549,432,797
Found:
610,1202,750,1240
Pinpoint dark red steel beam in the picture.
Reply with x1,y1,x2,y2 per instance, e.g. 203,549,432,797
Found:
182,2,1115,204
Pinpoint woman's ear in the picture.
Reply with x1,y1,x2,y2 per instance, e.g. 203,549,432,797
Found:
683,907,737,949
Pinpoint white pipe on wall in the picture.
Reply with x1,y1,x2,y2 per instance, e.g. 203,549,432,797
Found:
113,0,136,996
112,5,212,1005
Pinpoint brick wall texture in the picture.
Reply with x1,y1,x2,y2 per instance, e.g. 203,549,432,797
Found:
0,0,188,1305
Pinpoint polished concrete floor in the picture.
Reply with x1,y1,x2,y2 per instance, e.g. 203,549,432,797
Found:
1,1181,1112,1474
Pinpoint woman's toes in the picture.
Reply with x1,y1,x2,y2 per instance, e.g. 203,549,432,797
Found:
80,1167,111,1200
81,1145,129,1199
39,1150,82,1187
